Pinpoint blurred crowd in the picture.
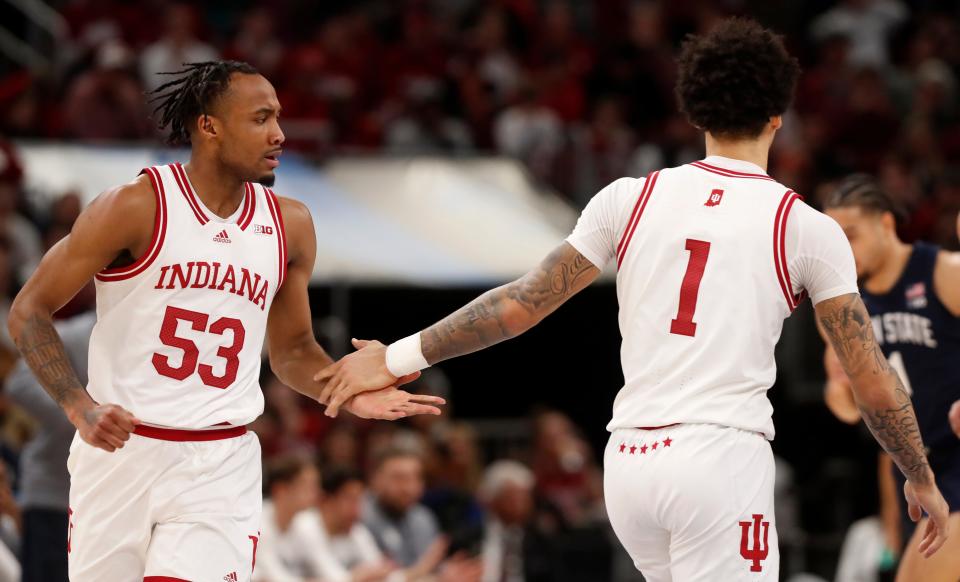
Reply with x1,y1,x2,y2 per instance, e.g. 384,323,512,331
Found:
0,0,958,580
0,0,958,234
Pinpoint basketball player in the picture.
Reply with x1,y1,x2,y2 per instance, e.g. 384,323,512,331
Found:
315,19,950,580
7,61,444,582
821,175,960,581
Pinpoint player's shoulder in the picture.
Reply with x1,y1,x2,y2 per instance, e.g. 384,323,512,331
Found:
82,173,156,230
274,194,313,232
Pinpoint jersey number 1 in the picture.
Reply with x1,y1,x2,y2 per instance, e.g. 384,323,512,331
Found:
152,305,246,389
670,239,711,337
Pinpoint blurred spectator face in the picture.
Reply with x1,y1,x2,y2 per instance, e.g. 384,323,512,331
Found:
491,481,534,526
324,478,366,527
321,426,358,468
628,1,663,48
204,73,285,187
166,4,198,43
825,206,894,278
372,454,425,513
273,464,321,511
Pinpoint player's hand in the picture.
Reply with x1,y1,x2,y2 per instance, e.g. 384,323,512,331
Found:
343,387,444,421
72,403,141,452
949,399,960,439
315,339,420,417
903,479,951,558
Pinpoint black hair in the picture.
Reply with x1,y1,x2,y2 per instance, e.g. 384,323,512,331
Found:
321,466,365,495
675,18,800,139
824,174,907,225
149,60,259,146
263,454,313,496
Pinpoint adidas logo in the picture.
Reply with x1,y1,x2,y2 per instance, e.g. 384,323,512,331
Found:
213,229,232,244
223,572,238,582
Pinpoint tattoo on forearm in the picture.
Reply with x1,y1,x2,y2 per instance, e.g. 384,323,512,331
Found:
818,294,931,485
13,314,86,409
421,244,597,364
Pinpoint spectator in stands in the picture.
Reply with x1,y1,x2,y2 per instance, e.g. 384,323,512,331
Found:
63,41,151,141
255,455,323,582
810,0,909,67
530,411,604,527
0,139,41,286
224,6,285,81
139,3,218,93
494,82,563,184
0,463,20,582
5,311,94,582
476,460,560,582
385,90,473,154
363,447,442,568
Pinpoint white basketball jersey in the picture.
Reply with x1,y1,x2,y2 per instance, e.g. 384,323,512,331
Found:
88,163,288,429
567,156,858,440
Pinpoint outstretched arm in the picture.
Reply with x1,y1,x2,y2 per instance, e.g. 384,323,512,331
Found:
815,293,949,556
317,242,601,415
267,197,443,420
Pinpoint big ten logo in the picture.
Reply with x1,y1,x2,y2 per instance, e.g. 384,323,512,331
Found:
254,224,274,235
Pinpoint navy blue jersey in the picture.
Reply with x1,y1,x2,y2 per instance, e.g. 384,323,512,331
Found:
861,242,960,450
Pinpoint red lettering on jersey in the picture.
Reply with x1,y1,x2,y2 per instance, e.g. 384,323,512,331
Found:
155,265,170,289
237,268,261,301
704,189,724,207
191,261,212,288
219,265,237,293
154,262,270,310
168,263,191,289
208,262,222,289
253,280,268,310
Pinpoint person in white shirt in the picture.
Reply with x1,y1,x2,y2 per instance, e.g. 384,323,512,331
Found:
317,17,950,581
254,455,324,582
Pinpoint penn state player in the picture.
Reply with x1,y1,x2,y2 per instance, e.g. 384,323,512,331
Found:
315,19,950,581
823,174,960,581
8,61,444,582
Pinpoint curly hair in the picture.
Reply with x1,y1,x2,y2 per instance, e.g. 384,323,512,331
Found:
675,18,800,139
148,60,259,146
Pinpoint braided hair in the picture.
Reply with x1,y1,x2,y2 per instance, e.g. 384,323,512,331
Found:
824,174,907,226
149,60,259,146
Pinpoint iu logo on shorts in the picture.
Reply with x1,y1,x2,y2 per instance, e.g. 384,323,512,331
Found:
739,513,770,572
704,189,724,207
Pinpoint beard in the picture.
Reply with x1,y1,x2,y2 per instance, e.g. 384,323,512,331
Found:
255,173,276,187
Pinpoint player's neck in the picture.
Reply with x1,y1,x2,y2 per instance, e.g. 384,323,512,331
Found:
864,239,912,294
182,157,247,219
704,135,770,171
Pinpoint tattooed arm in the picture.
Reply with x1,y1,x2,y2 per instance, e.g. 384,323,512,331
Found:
8,177,155,451
816,293,949,556
317,242,601,413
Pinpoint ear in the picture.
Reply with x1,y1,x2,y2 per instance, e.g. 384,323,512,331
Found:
881,210,897,233
769,115,783,131
194,113,218,141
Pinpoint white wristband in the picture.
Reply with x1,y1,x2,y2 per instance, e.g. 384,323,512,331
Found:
385,333,430,377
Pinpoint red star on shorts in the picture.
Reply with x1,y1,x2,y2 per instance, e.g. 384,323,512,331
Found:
663,437,673,447
619,443,626,453
651,441,659,450
629,445,637,454
640,444,648,454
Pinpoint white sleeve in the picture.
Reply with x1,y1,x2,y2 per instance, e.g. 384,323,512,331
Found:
785,201,860,305
565,177,643,270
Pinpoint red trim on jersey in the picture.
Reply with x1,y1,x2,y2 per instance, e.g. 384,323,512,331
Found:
238,182,256,230
172,163,210,225
96,167,169,282
635,423,680,430
689,161,776,181
144,577,191,581
133,424,247,441
265,188,288,288
774,190,804,310
616,170,660,269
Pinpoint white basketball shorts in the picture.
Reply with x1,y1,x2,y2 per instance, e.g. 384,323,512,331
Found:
604,423,778,582
67,425,262,582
